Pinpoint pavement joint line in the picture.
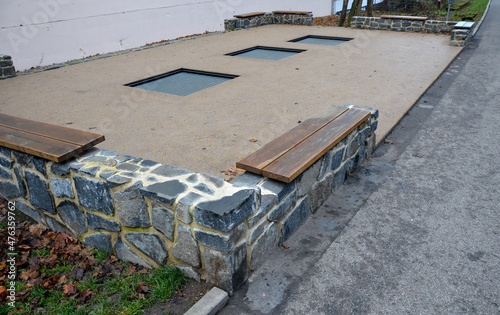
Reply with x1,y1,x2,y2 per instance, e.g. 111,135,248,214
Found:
184,286,229,315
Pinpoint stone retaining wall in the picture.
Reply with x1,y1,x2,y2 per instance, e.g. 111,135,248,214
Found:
0,55,15,79
0,105,378,294
350,16,472,47
225,12,313,32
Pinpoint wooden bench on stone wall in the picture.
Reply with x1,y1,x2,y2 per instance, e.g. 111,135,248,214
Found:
236,106,371,183
0,113,104,162
380,15,428,21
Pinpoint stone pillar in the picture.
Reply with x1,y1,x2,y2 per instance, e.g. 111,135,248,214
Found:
0,55,16,78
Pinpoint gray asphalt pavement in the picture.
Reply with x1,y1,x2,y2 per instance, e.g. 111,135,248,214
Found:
220,0,500,313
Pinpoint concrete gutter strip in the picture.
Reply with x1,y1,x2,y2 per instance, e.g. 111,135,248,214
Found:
184,287,229,315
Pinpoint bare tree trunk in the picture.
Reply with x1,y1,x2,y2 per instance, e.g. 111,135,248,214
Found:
367,0,374,16
338,0,350,26
347,0,362,27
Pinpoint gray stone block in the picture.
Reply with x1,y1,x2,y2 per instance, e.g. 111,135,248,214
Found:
79,166,100,176
13,151,34,168
81,156,107,163
178,266,201,282
268,190,297,222
230,172,263,187
115,187,150,228
0,180,20,199
194,183,214,195
0,156,12,168
45,216,75,237
50,160,74,175
106,174,133,187
330,146,346,171
32,158,46,176
2,67,15,76
310,173,333,212
83,233,113,254
0,147,11,158
151,164,192,177
73,176,114,215
260,179,295,202
116,163,140,172
281,197,311,244
25,170,54,213
200,174,225,188
125,232,168,265
86,212,120,231
139,159,159,167
203,241,247,295
345,133,361,159
247,193,277,228
194,223,245,252
16,200,43,223
176,192,202,224
193,189,257,233
173,224,201,268
57,200,87,236
248,217,267,245
250,223,278,270
332,163,349,192
140,180,187,206
0,165,11,179
114,237,152,268
296,159,322,197
151,202,175,241
50,177,74,198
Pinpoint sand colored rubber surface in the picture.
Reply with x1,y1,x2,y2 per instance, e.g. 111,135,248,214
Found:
0,25,461,178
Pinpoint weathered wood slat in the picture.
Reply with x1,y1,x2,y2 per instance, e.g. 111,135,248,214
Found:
233,12,266,18
0,126,83,162
0,113,104,149
261,108,371,183
236,106,348,174
380,15,428,21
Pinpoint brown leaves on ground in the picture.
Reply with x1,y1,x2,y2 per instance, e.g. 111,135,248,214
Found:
0,197,152,309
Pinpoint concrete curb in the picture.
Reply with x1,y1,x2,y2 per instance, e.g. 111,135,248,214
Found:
472,0,492,37
184,287,229,315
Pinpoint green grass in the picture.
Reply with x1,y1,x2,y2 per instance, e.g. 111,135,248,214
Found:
31,248,50,257
40,261,73,276
7,266,186,315
438,0,489,21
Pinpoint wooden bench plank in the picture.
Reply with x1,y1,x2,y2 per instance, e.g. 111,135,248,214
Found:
0,113,105,150
0,126,83,162
236,106,348,174
233,12,266,18
272,11,312,15
454,21,474,29
261,108,371,183
380,15,428,21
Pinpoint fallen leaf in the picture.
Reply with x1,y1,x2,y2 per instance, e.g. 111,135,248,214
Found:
176,286,184,297
384,139,394,144
282,243,290,249
19,244,31,250
137,281,149,293
124,266,136,277
78,289,93,303
0,286,6,296
249,139,258,143
63,281,77,295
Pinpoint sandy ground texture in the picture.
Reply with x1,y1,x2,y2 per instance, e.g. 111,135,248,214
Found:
0,24,461,178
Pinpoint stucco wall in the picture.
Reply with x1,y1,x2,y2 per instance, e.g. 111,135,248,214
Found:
0,0,331,71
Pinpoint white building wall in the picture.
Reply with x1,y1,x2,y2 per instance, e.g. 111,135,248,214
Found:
1,0,332,71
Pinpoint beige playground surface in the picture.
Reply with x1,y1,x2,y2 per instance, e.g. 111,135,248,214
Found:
0,24,461,178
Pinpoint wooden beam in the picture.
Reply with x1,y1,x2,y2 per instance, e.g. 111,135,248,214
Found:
261,108,370,183
233,12,266,18
0,126,83,162
236,106,347,174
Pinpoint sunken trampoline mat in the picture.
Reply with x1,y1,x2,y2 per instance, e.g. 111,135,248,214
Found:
125,69,238,96
289,35,353,46
226,46,306,60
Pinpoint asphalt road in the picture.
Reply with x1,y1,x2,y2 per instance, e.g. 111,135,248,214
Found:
220,0,500,313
